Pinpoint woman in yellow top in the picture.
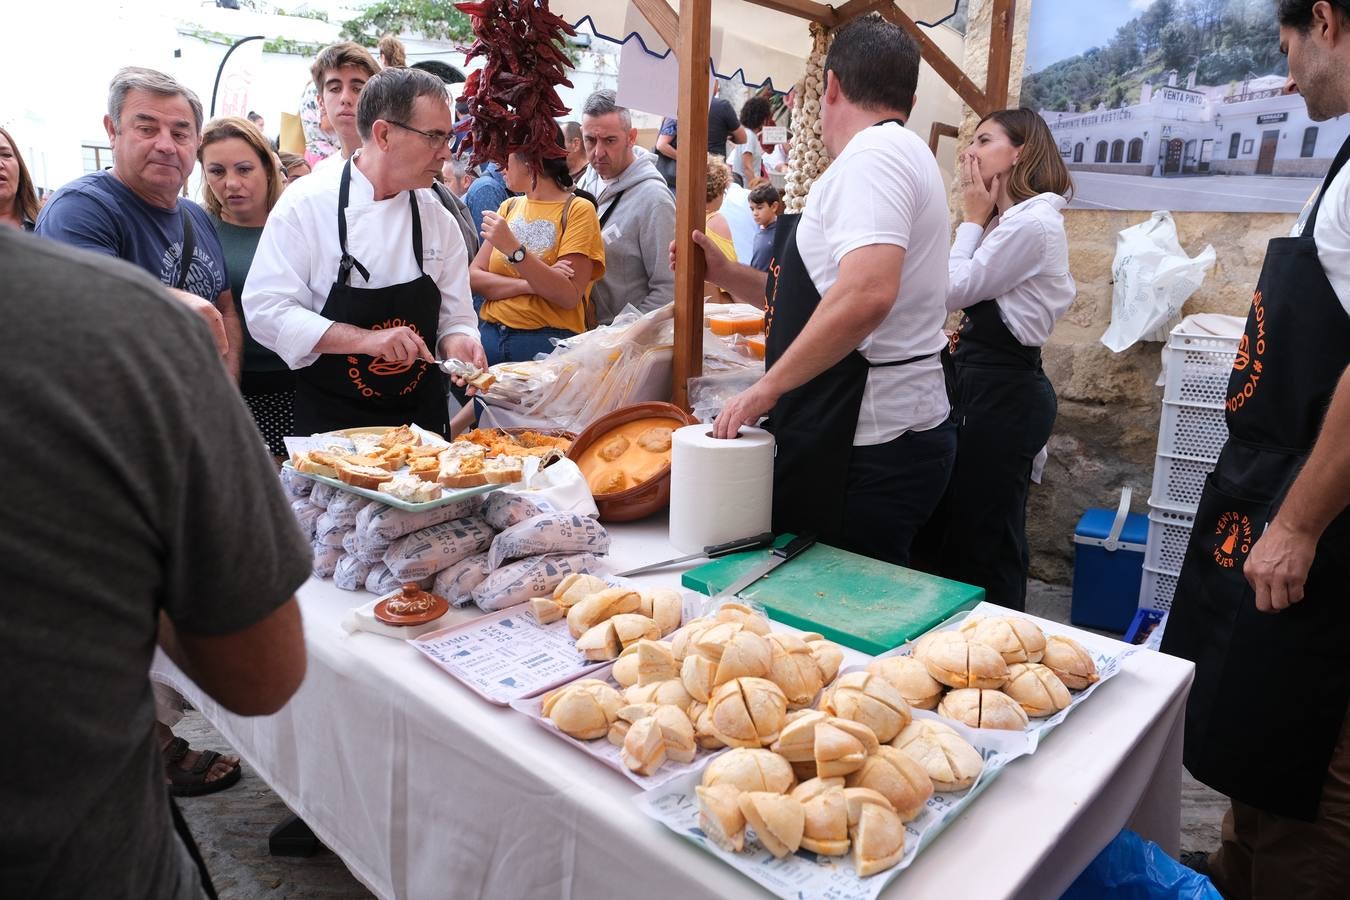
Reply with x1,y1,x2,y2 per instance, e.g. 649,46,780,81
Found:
471,127,606,364
704,155,738,302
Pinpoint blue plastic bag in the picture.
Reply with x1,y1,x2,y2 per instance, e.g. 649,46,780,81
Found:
1061,830,1222,900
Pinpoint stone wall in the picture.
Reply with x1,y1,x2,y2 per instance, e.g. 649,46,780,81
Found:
955,1,1295,583
1067,163,1154,177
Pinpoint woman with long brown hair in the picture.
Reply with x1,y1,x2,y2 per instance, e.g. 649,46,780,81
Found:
198,116,292,459
923,107,1076,610
0,126,40,231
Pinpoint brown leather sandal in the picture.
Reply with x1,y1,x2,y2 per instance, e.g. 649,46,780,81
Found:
163,736,241,797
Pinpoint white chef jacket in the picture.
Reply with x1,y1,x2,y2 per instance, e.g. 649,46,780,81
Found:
946,192,1075,347
1292,162,1350,317
242,150,478,370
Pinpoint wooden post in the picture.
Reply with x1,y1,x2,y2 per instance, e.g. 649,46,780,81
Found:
928,121,959,154
672,0,712,411
985,0,1015,111
632,0,680,51
879,4,989,115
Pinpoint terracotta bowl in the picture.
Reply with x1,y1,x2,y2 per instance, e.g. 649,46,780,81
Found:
567,402,697,522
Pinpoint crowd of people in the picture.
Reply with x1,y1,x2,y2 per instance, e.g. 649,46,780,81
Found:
4,3,1349,897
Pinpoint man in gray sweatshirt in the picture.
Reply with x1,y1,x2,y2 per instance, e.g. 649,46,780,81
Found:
576,90,676,325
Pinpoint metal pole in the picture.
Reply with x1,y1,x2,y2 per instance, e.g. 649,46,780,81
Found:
210,35,266,118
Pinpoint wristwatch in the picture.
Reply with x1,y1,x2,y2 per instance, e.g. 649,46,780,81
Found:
507,244,527,264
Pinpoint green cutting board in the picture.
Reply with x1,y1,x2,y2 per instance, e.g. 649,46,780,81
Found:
682,535,984,656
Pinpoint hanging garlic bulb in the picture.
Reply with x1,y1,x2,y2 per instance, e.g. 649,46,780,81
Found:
784,22,833,211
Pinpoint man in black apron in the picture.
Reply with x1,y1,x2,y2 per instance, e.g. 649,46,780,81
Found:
700,17,955,564
1165,4,1350,895
242,67,484,439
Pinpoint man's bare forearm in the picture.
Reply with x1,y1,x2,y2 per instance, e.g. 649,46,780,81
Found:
713,260,769,307
1273,366,1350,539
313,322,371,356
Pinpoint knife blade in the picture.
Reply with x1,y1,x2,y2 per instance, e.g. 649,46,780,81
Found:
616,531,776,578
710,534,817,600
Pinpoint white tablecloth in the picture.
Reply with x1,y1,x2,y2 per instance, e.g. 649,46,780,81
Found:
152,518,1194,900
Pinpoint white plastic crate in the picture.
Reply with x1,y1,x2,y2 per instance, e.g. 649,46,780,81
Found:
1144,506,1196,573
1158,401,1229,461
1141,564,1181,612
1161,323,1242,408
1149,453,1216,513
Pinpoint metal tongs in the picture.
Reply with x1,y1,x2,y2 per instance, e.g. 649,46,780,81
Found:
436,358,480,379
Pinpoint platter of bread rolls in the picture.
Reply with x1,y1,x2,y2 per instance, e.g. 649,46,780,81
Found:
632,604,1136,899
511,601,864,789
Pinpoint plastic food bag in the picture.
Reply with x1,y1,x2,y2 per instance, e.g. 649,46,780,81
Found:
315,514,351,548
434,552,493,607
471,552,602,612
354,533,393,566
487,512,610,569
312,540,343,578
342,530,361,555
1101,211,1216,352
364,496,485,544
280,466,313,498
309,482,338,509
333,553,373,591
383,517,495,581
367,565,434,595
481,491,559,531
291,498,322,540
1061,830,1221,900
325,492,371,528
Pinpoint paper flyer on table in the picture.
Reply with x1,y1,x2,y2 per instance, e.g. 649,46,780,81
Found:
873,601,1136,753
412,608,604,705
635,711,1033,900
510,662,729,790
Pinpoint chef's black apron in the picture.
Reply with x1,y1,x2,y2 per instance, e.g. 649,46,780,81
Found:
930,300,1057,610
761,119,938,547
1161,135,1350,821
293,160,450,437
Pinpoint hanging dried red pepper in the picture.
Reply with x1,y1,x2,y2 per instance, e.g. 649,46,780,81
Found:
455,0,576,176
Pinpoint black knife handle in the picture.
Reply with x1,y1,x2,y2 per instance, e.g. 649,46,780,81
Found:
773,533,817,561
704,532,776,559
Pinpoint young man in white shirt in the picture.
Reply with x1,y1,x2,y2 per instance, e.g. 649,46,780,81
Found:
242,66,484,437
308,43,380,175
696,16,954,565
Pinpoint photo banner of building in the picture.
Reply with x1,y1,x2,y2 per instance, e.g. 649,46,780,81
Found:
1023,0,1345,213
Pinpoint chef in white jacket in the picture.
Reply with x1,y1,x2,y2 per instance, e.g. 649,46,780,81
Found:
243,66,484,437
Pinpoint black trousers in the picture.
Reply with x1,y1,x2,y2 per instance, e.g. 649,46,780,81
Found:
921,364,1056,610
840,418,957,567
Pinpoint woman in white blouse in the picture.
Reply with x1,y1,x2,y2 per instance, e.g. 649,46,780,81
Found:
924,108,1075,610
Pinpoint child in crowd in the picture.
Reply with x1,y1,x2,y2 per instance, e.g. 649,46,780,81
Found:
748,183,784,272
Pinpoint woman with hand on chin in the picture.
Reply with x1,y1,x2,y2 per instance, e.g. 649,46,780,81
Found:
199,116,291,460
923,108,1075,611
471,126,605,364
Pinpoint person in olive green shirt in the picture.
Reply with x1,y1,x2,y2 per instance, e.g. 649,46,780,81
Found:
199,116,293,458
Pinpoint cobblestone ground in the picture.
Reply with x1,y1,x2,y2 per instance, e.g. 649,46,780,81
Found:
177,580,1223,899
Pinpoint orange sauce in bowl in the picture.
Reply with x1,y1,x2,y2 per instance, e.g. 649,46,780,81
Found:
576,417,677,496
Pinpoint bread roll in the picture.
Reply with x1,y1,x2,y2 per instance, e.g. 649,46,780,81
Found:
541,679,624,740
961,615,1047,664
851,802,906,876
636,640,677,685
624,678,695,714
681,653,717,703
923,636,1010,690
938,688,1030,731
653,703,697,763
641,588,684,636
714,630,773,686
707,677,788,749
712,601,772,635
809,639,845,683
867,656,944,710
701,747,796,794
892,719,984,792
766,632,826,708
814,718,881,778
566,587,641,638
737,792,805,858
1004,662,1072,716
796,782,849,856
842,787,894,829
611,643,642,688
575,620,622,661
621,717,666,776
1041,635,1099,690
610,613,660,649
669,617,713,663
770,710,828,763
693,621,744,662
844,746,933,822
528,597,563,626
820,671,913,743
696,784,746,852
552,573,609,609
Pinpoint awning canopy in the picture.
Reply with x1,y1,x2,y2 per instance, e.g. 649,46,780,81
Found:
551,0,963,90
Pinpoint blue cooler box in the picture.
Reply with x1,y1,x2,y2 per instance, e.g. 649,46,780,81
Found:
1071,488,1149,633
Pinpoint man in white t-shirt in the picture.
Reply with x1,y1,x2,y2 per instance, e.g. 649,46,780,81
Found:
692,16,954,565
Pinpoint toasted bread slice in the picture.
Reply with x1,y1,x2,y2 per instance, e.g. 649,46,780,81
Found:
468,372,496,392
408,456,441,481
406,443,445,461
437,455,488,488
343,453,401,473
483,456,524,485
377,424,417,449
292,450,340,478
337,463,395,490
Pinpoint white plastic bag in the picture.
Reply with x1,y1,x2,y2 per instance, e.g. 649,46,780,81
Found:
487,512,610,569
434,552,493,607
1101,211,1216,352
482,458,598,525
383,517,495,581
471,552,603,612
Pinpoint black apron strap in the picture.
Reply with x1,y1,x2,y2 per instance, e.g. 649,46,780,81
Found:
409,190,424,274
170,796,218,900
598,190,626,228
1304,133,1350,234
175,206,196,292
869,352,935,368
336,158,370,286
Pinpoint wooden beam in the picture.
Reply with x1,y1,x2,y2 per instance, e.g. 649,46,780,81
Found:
985,0,1015,111
879,3,989,115
928,121,959,154
833,0,891,23
741,0,838,26
672,0,713,410
632,0,679,52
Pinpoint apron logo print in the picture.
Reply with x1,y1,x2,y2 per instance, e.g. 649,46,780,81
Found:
1228,290,1267,412
346,319,429,397
1212,511,1254,569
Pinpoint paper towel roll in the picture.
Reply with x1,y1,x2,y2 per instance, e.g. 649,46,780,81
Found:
669,424,774,554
